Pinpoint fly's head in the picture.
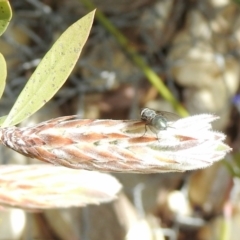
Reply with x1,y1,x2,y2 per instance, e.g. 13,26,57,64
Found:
140,108,156,123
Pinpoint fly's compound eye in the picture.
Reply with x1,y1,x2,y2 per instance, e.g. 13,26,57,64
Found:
140,109,148,120
141,115,148,121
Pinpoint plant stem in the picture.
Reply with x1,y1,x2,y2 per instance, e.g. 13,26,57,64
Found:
80,0,189,117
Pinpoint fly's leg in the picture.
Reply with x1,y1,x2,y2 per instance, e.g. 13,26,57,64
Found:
140,123,148,137
140,124,159,138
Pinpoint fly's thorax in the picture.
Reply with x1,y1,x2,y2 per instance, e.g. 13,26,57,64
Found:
151,115,168,130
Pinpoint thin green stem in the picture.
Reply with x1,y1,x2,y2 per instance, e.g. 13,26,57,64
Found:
220,212,231,240
80,0,189,117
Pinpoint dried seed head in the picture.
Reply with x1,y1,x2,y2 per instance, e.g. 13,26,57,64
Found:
0,164,122,209
0,114,231,173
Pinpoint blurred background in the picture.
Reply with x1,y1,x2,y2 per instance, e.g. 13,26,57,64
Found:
1,0,240,239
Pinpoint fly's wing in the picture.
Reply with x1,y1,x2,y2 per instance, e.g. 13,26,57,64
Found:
154,110,180,122
152,110,180,130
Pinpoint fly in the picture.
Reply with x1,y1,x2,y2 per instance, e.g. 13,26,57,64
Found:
140,108,179,135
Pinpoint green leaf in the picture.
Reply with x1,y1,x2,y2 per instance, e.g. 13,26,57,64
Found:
0,0,12,36
2,10,95,127
0,115,6,126
0,53,6,99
